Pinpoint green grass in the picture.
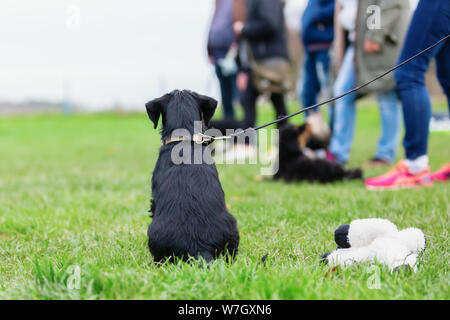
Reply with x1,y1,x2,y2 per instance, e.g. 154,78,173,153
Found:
0,100,449,299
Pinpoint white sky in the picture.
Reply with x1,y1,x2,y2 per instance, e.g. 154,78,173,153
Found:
0,0,418,110
0,0,219,110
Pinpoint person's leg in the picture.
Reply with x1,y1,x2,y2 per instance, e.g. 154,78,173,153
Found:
316,49,331,99
215,63,235,119
435,39,450,114
241,74,259,129
394,0,450,166
429,32,450,182
365,0,450,190
270,93,288,127
329,46,357,164
210,72,257,135
316,49,332,124
223,73,237,119
374,89,401,163
300,51,321,116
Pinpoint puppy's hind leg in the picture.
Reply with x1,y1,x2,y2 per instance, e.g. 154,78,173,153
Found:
197,251,214,264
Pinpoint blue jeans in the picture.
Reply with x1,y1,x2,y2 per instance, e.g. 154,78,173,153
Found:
330,46,401,163
394,0,450,160
215,62,237,119
300,49,331,117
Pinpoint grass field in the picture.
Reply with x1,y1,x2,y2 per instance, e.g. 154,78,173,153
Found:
0,100,449,299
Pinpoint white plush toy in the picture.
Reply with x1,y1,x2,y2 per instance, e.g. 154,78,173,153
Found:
322,218,426,272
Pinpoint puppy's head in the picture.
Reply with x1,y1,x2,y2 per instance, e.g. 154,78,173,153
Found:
145,90,217,137
305,115,331,150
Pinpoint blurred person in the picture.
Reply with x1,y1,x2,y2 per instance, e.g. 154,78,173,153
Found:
299,0,334,118
328,0,410,167
234,0,289,128
366,0,450,190
208,0,238,119
233,0,247,24
211,0,289,135
284,0,307,106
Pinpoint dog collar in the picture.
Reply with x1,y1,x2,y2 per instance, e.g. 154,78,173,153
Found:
162,137,185,146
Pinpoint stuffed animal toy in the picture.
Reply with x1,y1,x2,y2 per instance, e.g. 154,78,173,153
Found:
321,218,426,272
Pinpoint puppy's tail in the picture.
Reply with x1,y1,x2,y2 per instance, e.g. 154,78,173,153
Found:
344,168,363,180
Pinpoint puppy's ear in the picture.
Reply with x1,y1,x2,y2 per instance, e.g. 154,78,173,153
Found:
145,94,170,129
191,92,218,126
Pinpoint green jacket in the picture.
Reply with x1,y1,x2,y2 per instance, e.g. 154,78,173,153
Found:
354,0,410,94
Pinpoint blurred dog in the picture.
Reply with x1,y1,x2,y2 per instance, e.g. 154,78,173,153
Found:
145,90,239,263
274,121,363,183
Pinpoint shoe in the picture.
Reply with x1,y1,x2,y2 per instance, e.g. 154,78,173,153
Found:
326,150,337,162
364,157,391,168
365,160,407,184
365,160,432,190
430,163,450,182
326,151,347,165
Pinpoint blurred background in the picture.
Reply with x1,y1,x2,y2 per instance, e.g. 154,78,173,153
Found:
3,0,439,115
1,0,214,112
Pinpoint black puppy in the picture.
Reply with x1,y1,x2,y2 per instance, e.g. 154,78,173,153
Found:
145,90,239,263
274,123,362,183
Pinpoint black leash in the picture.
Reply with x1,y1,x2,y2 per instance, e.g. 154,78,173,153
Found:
196,34,449,144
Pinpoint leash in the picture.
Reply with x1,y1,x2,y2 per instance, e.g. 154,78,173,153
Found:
192,34,449,145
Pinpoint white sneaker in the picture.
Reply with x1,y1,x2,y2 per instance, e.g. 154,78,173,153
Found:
430,116,450,132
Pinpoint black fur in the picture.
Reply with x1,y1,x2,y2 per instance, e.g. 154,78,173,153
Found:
274,124,363,183
145,90,239,263
334,224,351,248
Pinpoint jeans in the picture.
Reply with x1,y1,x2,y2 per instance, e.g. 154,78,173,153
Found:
215,62,237,119
394,0,450,160
210,72,288,137
300,49,331,116
330,46,401,163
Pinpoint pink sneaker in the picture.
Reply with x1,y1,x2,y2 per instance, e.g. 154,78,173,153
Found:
365,160,408,184
430,163,450,182
365,160,432,190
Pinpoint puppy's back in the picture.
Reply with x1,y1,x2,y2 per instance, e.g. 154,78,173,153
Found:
149,148,239,262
